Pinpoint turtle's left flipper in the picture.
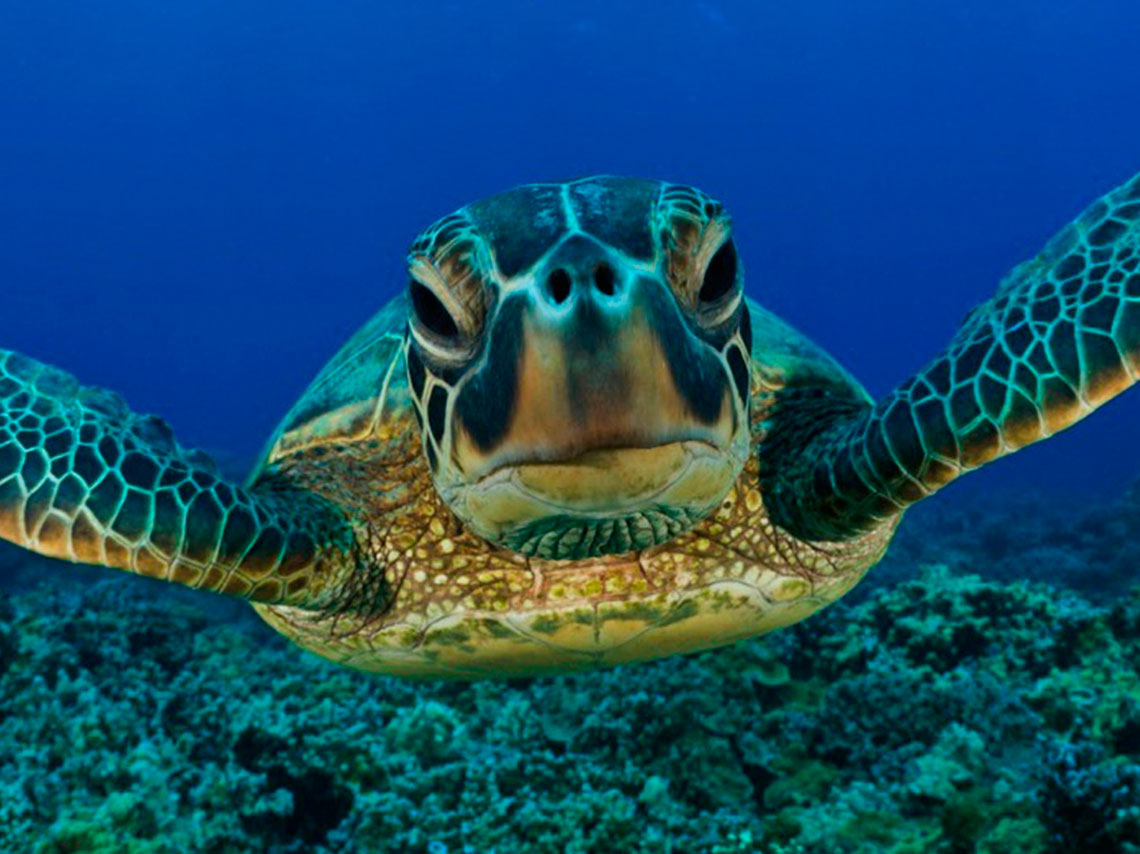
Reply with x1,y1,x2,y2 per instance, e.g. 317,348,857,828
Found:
0,351,356,604
764,170,1140,541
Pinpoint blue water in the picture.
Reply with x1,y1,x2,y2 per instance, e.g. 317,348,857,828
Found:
3,0,1140,497
4,4,1140,852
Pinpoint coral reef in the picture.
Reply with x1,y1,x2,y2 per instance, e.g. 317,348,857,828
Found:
876,481,1140,602
2,486,1140,853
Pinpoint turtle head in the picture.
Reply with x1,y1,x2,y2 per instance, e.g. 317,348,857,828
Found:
403,177,753,560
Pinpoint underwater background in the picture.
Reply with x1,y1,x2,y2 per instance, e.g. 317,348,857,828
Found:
3,1,1140,851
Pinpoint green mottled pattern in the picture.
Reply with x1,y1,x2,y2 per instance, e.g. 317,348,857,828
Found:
766,171,1140,540
0,350,354,603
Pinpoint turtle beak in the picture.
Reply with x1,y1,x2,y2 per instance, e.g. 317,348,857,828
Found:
451,233,737,482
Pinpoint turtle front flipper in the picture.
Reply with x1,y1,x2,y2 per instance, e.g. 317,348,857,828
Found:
0,350,356,604
764,170,1140,540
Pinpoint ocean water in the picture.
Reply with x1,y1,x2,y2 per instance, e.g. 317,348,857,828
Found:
3,1,1140,851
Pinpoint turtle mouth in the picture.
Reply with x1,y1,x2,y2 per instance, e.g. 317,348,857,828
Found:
459,422,733,482
478,437,721,483
447,438,745,559
474,438,726,508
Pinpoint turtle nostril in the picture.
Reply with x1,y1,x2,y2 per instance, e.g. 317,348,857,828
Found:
593,262,616,296
547,268,572,305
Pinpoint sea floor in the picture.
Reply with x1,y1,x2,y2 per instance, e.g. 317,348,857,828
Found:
2,485,1140,853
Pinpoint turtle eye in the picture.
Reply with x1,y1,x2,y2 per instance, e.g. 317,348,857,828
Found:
410,280,460,340
698,239,738,304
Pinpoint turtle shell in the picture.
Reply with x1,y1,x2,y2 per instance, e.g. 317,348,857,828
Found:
248,294,412,483
743,298,868,401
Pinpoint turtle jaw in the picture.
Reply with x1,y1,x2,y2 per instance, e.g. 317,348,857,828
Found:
447,438,746,560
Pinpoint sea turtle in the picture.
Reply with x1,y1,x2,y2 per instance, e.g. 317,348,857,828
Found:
2,174,1139,678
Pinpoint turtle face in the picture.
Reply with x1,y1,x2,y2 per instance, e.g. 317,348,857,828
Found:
403,176,753,560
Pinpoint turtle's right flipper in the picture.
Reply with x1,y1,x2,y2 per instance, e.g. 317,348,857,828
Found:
0,351,355,604
764,170,1140,541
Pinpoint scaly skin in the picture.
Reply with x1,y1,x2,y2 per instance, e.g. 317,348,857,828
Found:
0,351,356,606
765,171,1140,540
0,300,888,678
253,326,895,677
1,171,1138,678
